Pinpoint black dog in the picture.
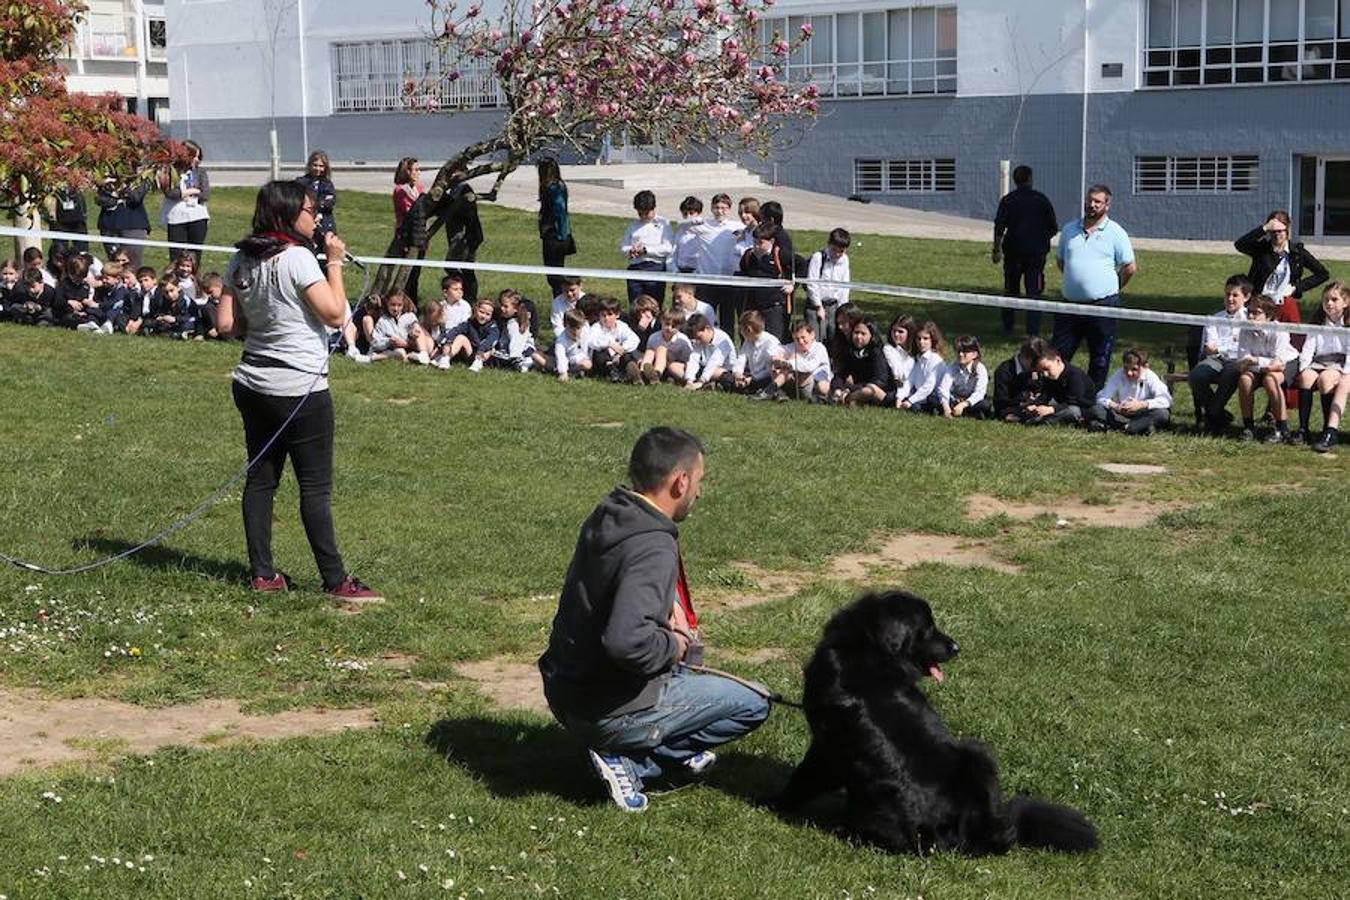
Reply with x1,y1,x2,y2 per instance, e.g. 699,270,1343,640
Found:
776,590,1098,855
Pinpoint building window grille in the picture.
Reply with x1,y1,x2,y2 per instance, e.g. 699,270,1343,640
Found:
1133,154,1261,192
854,158,956,193
330,39,505,113
1144,0,1350,87
761,5,956,98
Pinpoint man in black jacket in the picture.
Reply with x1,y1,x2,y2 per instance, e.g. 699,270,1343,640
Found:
539,428,770,812
1026,344,1096,426
993,166,1058,337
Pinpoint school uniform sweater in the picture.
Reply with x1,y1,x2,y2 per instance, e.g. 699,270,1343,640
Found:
450,317,500,355
838,338,891,391
370,312,417,352
938,360,990,406
992,356,1035,418
1036,363,1097,411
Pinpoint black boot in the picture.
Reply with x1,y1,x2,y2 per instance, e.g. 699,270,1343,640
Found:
1313,429,1337,454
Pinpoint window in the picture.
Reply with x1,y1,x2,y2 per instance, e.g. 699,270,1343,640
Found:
854,158,956,193
762,5,956,99
330,40,504,113
1145,0,1350,86
146,17,166,62
1133,155,1260,192
86,11,138,59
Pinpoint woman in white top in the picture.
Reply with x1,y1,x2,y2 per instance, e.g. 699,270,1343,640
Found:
160,140,211,265
217,181,379,602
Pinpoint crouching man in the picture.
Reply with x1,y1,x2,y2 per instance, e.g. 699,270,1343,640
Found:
538,427,771,812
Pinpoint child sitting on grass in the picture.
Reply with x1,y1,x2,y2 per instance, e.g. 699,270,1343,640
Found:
993,338,1043,422
640,309,691,385
731,310,785,399
440,274,473,332
550,275,586,334
1026,343,1096,426
444,297,500,372
146,273,193,338
937,335,990,419
493,289,537,371
683,312,735,391
1232,296,1297,443
543,308,594,381
882,314,917,405
774,318,833,401
588,297,642,381
627,294,661,353
1088,346,1173,435
899,321,945,412
369,289,418,362
671,282,717,329
830,313,890,407
194,272,225,340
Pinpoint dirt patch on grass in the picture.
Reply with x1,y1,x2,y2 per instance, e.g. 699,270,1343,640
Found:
455,657,549,715
586,421,625,429
0,690,377,777
334,596,385,616
370,653,419,671
703,562,809,610
830,533,1022,578
965,493,1188,528
385,397,417,406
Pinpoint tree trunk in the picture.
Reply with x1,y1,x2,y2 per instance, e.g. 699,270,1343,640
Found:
10,206,43,258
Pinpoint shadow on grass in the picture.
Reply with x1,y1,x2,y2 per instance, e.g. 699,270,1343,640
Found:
74,535,250,582
424,716,798,809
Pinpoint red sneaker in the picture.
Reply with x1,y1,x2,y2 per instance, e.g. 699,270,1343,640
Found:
250,572,289,593
324,576,383,602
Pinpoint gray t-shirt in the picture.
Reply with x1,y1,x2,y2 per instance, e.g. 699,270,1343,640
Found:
226,245,332,396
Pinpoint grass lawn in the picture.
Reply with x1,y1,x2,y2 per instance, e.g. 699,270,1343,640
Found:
0,188,1346,898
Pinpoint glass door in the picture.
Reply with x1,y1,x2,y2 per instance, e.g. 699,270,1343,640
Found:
1323,159,1350,237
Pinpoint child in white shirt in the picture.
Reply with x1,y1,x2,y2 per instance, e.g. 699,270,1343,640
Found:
805,228,851,341
369,289,417,362
493,289,537,372
439,274,472,332
549,275,586,334
1189,275,1250,434
621,190,673,304
883,314,917,406
899,321,945,412
1294,281,1348,451
588,297,642,381
545,308,594,381
1088,346,1173,435
683,312,735,390
641,309,692,385
1231,294,1297,441
672,282,717,328
774,318,832,401
731,310,785,398
937,335,991,419
671,196,706,273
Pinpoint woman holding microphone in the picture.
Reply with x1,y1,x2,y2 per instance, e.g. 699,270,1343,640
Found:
218,181,380,602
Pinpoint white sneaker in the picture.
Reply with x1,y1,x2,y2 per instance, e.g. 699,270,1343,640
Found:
100,320,115,334
76,321,101,333
432,356,450,370
345,346,363,360
349,352,371,363
468,357,483,373
409,351,430,365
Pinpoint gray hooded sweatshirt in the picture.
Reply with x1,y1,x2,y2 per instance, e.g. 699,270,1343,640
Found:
539,487,683,720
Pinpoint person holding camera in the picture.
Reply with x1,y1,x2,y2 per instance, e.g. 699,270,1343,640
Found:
217,181,380,603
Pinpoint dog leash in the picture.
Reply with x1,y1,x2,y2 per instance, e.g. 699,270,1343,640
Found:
684,663,805,710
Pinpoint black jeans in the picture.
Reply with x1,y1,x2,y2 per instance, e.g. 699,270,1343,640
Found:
232,381,346,587
542,239,568,298
167,218,210,266
1001,253,1044,336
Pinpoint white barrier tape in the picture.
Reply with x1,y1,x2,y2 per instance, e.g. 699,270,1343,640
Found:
6,225,1345,338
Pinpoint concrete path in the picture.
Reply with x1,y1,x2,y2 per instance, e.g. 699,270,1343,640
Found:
212,164,1350,261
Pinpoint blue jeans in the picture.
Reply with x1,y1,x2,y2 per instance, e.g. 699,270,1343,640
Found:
558,668,771,788
1052,293,1119,390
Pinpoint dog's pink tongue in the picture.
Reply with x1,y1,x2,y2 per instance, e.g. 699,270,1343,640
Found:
928,665,945,684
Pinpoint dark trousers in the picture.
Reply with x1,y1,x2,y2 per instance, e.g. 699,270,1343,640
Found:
1088,405,1170,434
105,228,150,268
542,240,569,298
1027,404,1084,426
51,225,90,257
713,285,741,335
626,260,667,305
1001,253,1044,336
232,382,346,587
1188,357,1237,430
751,304,787,343
1052,294,1119,390
167,219,210,266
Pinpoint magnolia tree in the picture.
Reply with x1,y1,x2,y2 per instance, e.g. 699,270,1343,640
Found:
0,0,168,244
410,0,817,203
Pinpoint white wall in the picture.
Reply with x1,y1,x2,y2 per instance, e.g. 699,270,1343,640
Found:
166,0,1144,123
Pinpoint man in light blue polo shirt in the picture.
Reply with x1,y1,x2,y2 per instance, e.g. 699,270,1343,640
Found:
1055,184,1137,389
